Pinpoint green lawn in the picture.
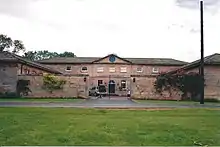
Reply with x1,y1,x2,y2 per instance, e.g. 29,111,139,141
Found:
0,108,220,146
135,99,220,106
0,98,84,102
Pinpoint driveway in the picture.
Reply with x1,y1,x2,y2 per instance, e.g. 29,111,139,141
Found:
0,97,219,109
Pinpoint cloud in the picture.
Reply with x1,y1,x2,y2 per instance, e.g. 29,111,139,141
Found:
0,0,36,18
0,0,220,62
175,0,220,14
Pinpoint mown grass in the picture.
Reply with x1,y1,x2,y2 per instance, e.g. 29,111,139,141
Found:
135,99,220,106
0,108,220,146
0,98,83,102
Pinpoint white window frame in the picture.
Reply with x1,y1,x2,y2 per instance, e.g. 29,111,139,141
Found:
97,67,104,73
65,66,72,71
109,67,116,73
136,67,143,73
120,67,127,73
121,80,126,89
81,66,88,72
152,67,159,73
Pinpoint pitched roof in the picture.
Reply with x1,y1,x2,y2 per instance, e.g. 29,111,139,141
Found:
166,53,220,74
0,51,62,74
37,54,187,66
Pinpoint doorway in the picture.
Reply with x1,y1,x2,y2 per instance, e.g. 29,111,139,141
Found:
108,80,115,94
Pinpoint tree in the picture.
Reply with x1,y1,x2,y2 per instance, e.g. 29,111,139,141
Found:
58,51,76,57
23,50,76,61
0,34,25,53
23,51,37,61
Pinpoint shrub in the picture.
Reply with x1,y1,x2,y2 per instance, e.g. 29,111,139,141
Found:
0,92,18,98
16,79,31,96
154,71,204,100
42,74,66,93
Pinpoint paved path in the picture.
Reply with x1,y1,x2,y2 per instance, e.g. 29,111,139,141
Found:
0,97,219,109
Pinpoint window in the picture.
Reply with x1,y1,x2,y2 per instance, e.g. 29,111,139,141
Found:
137,67,143,72
152,67,159,73
66,66,71,71
81,66,88,72
109,67,115,73
97,67,104,73
24,69,30,74
120,67,127,73
121,80,126,89
98,80,103,86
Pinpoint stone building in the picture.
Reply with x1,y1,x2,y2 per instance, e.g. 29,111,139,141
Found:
0,51,61,95
37,54,187,97
1,51,220,100
167,53,220,100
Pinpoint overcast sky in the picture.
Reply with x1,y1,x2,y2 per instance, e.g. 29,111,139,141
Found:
0,0,220,62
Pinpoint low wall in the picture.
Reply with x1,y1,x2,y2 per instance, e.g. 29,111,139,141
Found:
18,75,88,98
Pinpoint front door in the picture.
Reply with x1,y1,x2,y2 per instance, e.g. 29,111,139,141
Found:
108,80,115,93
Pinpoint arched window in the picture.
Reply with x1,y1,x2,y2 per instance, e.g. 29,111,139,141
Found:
81,66,88,72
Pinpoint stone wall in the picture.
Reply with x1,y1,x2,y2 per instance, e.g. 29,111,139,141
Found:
130,76,184,100
0,63,18,93
18,75,88,98
203,66,220,100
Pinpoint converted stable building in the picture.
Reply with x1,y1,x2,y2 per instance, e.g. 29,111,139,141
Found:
37,54,187,97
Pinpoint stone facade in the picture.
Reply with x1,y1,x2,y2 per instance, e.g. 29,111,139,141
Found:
39,55,182,98
204,66,220,99
18,75,88,98
181,65,220,100
7,52,220,100
0,62,18,93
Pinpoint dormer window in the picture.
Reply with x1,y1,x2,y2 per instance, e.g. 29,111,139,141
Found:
81,66,88,72
66,66,72,71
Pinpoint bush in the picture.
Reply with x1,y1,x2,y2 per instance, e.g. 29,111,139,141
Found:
154,71,204,100
0,92,19,98
16,79,31,96
42,74,66,93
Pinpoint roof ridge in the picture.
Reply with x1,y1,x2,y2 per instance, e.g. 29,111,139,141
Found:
204,53,220,64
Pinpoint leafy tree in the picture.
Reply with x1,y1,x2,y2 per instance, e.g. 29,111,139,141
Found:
23,51,37,61
0,34,25,53
23,50,76,61
58,51,76,57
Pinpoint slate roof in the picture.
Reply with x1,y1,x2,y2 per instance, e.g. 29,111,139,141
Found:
37,54,187,66
166,53,220,74
0,51,62,74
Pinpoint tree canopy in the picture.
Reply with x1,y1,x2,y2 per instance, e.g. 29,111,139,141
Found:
0,34,25,53
0,33,76,60
23,50,76,61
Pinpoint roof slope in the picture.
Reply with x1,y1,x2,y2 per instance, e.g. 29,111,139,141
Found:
0,51,62,74
166,53,220,74
37,54,187,66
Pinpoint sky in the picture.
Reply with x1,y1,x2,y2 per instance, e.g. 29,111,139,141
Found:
0,0,220,62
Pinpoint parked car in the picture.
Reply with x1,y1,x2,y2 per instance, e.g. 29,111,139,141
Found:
89,85,107,96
